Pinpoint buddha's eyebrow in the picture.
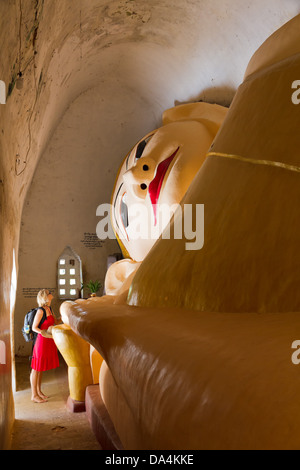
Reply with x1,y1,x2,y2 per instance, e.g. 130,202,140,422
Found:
126,135,154,170
114,183,123,208
135,139,147,160
113,183,123,233
126,153,130,171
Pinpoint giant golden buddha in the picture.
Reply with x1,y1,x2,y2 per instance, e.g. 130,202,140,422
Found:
53,15,300,449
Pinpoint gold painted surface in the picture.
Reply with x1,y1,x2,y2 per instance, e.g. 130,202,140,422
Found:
128,44,300,313
90,346,104,384
245,14,300,79
52,324,93,402
207,151,300,174
61,298,300,449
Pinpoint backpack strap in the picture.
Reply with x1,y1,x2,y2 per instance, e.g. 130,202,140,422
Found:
32,308,48,347
38,307,47,328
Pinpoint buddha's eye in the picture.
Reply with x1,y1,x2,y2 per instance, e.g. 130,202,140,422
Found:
135,135,153,160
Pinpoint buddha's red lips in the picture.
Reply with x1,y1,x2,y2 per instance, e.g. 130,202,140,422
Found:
148,147,179,225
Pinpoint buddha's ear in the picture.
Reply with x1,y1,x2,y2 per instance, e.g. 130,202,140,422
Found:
104,258,141,296
162,102,228,138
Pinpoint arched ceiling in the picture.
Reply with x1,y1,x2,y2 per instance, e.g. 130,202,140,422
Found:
0,0,299,224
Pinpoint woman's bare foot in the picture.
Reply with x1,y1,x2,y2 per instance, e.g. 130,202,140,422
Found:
31,395,46,403
38,392,49,400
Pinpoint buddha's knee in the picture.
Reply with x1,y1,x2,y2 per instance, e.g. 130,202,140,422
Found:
52,324,93,402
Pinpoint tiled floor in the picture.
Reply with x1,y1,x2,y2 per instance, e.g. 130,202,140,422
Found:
11,356,101,450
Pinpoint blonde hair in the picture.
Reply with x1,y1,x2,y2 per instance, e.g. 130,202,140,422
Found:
37,289,50,307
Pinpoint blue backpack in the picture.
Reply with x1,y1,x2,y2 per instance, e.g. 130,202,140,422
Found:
22,307,47,343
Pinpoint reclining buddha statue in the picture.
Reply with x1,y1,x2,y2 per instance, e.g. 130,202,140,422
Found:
53,14,300,449
52,100,228,407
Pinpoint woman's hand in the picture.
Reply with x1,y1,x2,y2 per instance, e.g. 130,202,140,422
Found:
40,330,52,339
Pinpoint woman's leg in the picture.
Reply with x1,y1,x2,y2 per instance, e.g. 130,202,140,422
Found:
30,369,46,403
37,371,48,399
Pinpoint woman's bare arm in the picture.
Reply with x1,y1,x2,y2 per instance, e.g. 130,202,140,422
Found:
32,309,44,334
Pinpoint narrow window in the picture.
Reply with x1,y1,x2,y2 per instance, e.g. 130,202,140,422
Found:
58,246,83,299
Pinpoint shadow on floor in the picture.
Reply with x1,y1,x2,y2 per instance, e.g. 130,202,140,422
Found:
11,356,102,450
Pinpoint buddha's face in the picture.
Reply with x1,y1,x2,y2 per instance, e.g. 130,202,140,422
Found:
111,120,215,262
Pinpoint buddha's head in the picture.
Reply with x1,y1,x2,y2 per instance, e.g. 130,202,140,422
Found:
111,102,228,262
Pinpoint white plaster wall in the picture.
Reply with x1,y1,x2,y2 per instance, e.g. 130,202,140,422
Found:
15,84,126,355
